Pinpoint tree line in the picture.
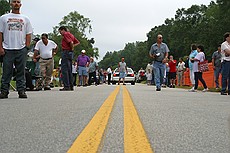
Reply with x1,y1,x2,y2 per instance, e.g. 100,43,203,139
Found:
99,0,230,71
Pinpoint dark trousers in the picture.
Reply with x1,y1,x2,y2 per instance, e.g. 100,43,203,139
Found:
221,61,230,93
72,73,77,86
1,47,27,92
61,51,73,88
88,71,97,85
108,73,111,84
214,66,221,88
194,72,207,89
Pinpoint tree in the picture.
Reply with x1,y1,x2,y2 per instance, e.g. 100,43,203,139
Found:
0,0,10,16
49,11,98,67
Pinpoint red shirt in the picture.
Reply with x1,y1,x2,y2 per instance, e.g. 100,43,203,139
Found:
61,31,80,50
168,60,177,72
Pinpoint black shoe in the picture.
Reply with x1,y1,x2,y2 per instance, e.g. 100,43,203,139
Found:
221,92,227,95
44,87,51,90
70,86,74,91
18,90,27,98
59,87,71,91
0,91,8,99
156,88,161,91
123,83,126,85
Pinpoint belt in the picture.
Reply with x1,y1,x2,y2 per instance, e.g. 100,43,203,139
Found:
78,65,86,67
155,60,162,63
41,57,52,60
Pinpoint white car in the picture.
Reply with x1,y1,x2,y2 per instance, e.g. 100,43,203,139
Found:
111,67,136,85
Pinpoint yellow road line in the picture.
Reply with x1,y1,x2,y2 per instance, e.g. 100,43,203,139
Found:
67,86,120,153
123,86,154,153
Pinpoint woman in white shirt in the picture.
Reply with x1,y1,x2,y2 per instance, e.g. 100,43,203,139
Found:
190,45,208,92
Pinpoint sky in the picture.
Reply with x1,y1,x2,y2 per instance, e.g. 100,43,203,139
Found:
21,0,212,60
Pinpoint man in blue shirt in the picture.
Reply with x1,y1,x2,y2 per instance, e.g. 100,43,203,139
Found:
149,34,169,91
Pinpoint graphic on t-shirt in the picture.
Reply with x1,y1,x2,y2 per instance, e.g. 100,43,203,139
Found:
7,18,24,31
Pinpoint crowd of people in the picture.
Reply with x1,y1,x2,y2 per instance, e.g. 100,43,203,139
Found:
0,0,229,99
148,34,230,95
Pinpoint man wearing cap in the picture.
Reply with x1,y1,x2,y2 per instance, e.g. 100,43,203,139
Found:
77,50,90,87
58,26,80,91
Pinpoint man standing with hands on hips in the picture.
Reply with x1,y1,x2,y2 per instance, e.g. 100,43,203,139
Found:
149,34,169,91
0,0,33,98
58,26,80,91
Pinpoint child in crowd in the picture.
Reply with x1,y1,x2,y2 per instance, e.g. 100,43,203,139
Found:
146,69,152,85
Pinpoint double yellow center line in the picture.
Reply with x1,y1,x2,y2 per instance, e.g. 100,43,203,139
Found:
67,86,154,153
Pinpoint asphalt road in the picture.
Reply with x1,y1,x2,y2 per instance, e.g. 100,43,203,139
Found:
0,84,229,153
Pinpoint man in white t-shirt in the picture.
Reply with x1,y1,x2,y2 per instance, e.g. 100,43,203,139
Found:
0,0,33,99
33,33,57,90
107,66,112,85
220,32,230,95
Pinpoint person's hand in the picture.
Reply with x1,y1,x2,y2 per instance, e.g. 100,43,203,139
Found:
0,47,5,56
33,58,37,62
162,57,168,63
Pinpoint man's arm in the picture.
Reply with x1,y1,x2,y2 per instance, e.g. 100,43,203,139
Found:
53,46,58,56
212,58,215,70
224,48,230,55
149,52,154,58
33,49,39,62
71,38,80,51
73,38,80,47
25,34,32,49
0,32,5,56
163,52,169,63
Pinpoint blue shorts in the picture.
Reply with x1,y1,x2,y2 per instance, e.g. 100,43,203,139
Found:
78,66,87,76
119,72,126,78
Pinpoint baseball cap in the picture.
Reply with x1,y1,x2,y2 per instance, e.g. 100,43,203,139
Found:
81,50,86,53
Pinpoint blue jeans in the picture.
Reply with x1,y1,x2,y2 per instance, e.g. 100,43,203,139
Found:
214,66,221,88
153,61,165,89
221,61,230,93
61,51,73,88
1,47,28,92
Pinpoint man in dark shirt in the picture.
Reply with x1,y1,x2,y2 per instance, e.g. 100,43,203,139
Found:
58,26,80,91
212,45,222,89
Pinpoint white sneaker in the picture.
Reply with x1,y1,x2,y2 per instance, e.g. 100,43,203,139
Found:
189,89,197,92
202,88,208,92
